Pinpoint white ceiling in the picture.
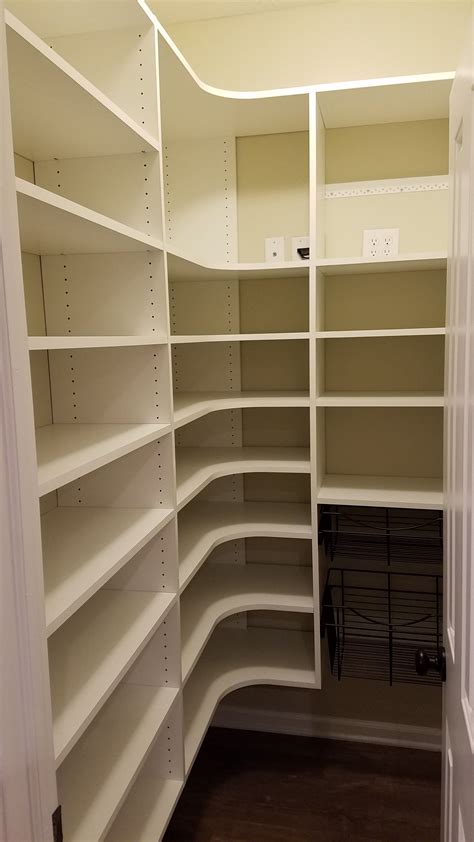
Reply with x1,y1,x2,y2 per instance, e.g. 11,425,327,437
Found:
149,0,332,26
150,0,466,26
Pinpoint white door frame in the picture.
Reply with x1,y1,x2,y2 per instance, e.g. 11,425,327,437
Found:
442,11,474,840
0,5,57,840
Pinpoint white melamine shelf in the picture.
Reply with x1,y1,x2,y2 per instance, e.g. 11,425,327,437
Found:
167,249,308,281
316,327,446,339
316,391,444,407
181,563,313,683
29,335,167,350
179,500,312,591
36,423,169,496
106,778,183,842
174,390,310,428
316,253,447,275
184,627,316,773
171,332,309,344
317,74,453,128
43,507,175,635
16,179,163,255
59,685,178,842
49,588,176,766
6,13,160,161
176,446,311,511
317,474,443,509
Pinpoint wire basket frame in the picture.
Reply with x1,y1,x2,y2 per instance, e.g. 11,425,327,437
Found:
321,567,443,685
319,505,443,567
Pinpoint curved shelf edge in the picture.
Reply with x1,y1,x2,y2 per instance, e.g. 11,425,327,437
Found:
176,447,311,511
178,502,312,592
173,391,310,429
183,627,317,775
181,563,314,683
144,1,454,102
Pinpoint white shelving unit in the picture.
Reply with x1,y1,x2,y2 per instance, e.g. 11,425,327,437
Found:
2,0,450,838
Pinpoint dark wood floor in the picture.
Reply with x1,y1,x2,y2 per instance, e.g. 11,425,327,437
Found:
164,727,441,842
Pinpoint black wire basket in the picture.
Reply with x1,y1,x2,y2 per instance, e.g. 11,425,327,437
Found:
321,567,443,685
319,505,443,567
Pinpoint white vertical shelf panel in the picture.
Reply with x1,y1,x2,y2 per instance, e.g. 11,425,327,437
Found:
49,589,177,766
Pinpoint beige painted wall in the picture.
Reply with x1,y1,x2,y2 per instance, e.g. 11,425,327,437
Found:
166,2,468,91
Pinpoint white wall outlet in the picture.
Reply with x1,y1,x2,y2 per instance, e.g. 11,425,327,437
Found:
265,236,285,262
362,228,400,259
291,236,310,260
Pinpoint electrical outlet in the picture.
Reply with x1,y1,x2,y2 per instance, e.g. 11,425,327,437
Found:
363,228,399,259
265,236,284,262
291,236,310,260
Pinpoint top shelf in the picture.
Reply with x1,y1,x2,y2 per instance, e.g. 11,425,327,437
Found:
317,75,453,128
6,13,160,161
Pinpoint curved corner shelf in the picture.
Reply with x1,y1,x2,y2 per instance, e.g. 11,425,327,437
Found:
167,248,309,280
183,626,316,774
317,474,443,510
16,178,163,255
43,506,175,636
173,390,310,429
316,252,447,276
36,422,170,496
58,684,178,842
181,562,313,683
171,332,309,344
6,12,160,160
179,500,312,592
176,446,311,511
316,391,444,407
49,588,176,767
29,335,167,350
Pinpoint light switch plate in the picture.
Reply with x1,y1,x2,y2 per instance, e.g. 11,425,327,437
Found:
291,236,310,260
265,236,285,262
363,228,400,259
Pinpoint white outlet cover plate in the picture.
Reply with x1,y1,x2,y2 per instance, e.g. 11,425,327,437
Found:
363,228,400,259
265,236,285,262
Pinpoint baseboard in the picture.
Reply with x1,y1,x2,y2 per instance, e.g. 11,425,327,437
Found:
212,704,441,752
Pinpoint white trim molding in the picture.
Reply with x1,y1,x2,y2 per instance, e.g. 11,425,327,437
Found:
212,703,442,752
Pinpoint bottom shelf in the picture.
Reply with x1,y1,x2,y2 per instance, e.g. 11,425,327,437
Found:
183,626,316,775
317,474,443,510
58,684,178,842
106,701,184,842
